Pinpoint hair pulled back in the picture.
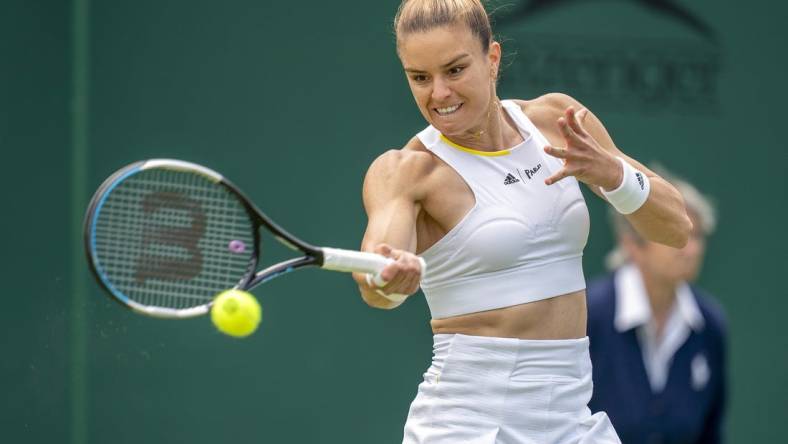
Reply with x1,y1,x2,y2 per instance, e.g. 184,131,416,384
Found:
394,0,493,53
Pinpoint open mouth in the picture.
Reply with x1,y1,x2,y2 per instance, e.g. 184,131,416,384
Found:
434,103,463,116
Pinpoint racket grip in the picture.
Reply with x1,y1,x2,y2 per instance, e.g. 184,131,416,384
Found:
321,248,392,274
366,257,427,287
320,247,426,276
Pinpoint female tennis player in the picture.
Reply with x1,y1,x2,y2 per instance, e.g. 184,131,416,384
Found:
353,1,692,442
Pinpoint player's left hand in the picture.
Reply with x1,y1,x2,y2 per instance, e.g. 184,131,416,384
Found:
543,107,623,191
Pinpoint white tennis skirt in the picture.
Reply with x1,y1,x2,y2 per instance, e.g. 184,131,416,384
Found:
402,334,620,444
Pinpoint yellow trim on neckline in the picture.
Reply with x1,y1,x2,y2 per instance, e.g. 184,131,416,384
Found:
439,135,511,157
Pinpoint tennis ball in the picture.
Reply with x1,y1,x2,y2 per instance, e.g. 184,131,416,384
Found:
210,290,262,338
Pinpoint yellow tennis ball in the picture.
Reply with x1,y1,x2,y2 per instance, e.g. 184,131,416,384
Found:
210,290,261,338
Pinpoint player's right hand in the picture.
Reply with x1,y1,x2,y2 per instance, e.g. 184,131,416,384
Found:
372,243,424,296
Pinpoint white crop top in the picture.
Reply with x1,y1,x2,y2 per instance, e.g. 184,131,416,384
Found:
418,100,590,319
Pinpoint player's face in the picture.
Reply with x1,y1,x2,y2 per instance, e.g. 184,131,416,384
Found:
397,23,499,137
636,212,707,283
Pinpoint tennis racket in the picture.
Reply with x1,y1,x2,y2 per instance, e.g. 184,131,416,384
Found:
83,159,423,318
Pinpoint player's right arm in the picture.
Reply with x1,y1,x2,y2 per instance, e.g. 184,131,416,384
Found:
353,147,432,309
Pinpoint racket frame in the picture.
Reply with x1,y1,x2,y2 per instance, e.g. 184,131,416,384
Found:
83,159,397,319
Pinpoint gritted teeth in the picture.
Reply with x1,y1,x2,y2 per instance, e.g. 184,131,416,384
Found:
435,103,462,115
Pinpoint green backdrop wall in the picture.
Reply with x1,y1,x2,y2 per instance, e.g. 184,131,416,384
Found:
3,0,786,443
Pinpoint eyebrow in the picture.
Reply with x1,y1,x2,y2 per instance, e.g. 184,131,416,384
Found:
404,53,470,73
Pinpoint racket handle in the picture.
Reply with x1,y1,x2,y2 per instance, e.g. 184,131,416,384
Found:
320,247,426,275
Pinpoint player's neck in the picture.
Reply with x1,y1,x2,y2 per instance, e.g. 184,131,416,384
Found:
455,99,521,152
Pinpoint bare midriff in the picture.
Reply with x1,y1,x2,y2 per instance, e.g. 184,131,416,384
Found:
429,290,587,340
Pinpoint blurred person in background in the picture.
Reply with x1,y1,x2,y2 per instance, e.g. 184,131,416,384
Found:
587,167,727,444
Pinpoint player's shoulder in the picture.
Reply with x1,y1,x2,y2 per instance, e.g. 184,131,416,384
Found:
368,137,435,176
364,136,438,197
511,93,582,125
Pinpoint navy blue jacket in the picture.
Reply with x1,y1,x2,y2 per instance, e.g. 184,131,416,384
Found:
587,272,727,444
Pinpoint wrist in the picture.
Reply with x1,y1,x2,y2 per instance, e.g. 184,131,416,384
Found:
601,157,651,214
602,155,625,192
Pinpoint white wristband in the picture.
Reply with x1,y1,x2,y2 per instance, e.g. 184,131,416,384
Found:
365,273,408,303
601,157,651,215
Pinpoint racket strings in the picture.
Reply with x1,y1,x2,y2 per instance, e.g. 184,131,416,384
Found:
93,168,256,310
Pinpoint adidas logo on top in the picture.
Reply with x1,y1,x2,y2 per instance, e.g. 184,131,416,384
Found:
504,173,519,185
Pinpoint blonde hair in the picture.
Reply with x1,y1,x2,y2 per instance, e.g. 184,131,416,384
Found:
394,0,493,53
605,164,718,270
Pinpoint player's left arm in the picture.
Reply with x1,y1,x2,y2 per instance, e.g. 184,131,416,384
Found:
542,95,692,248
